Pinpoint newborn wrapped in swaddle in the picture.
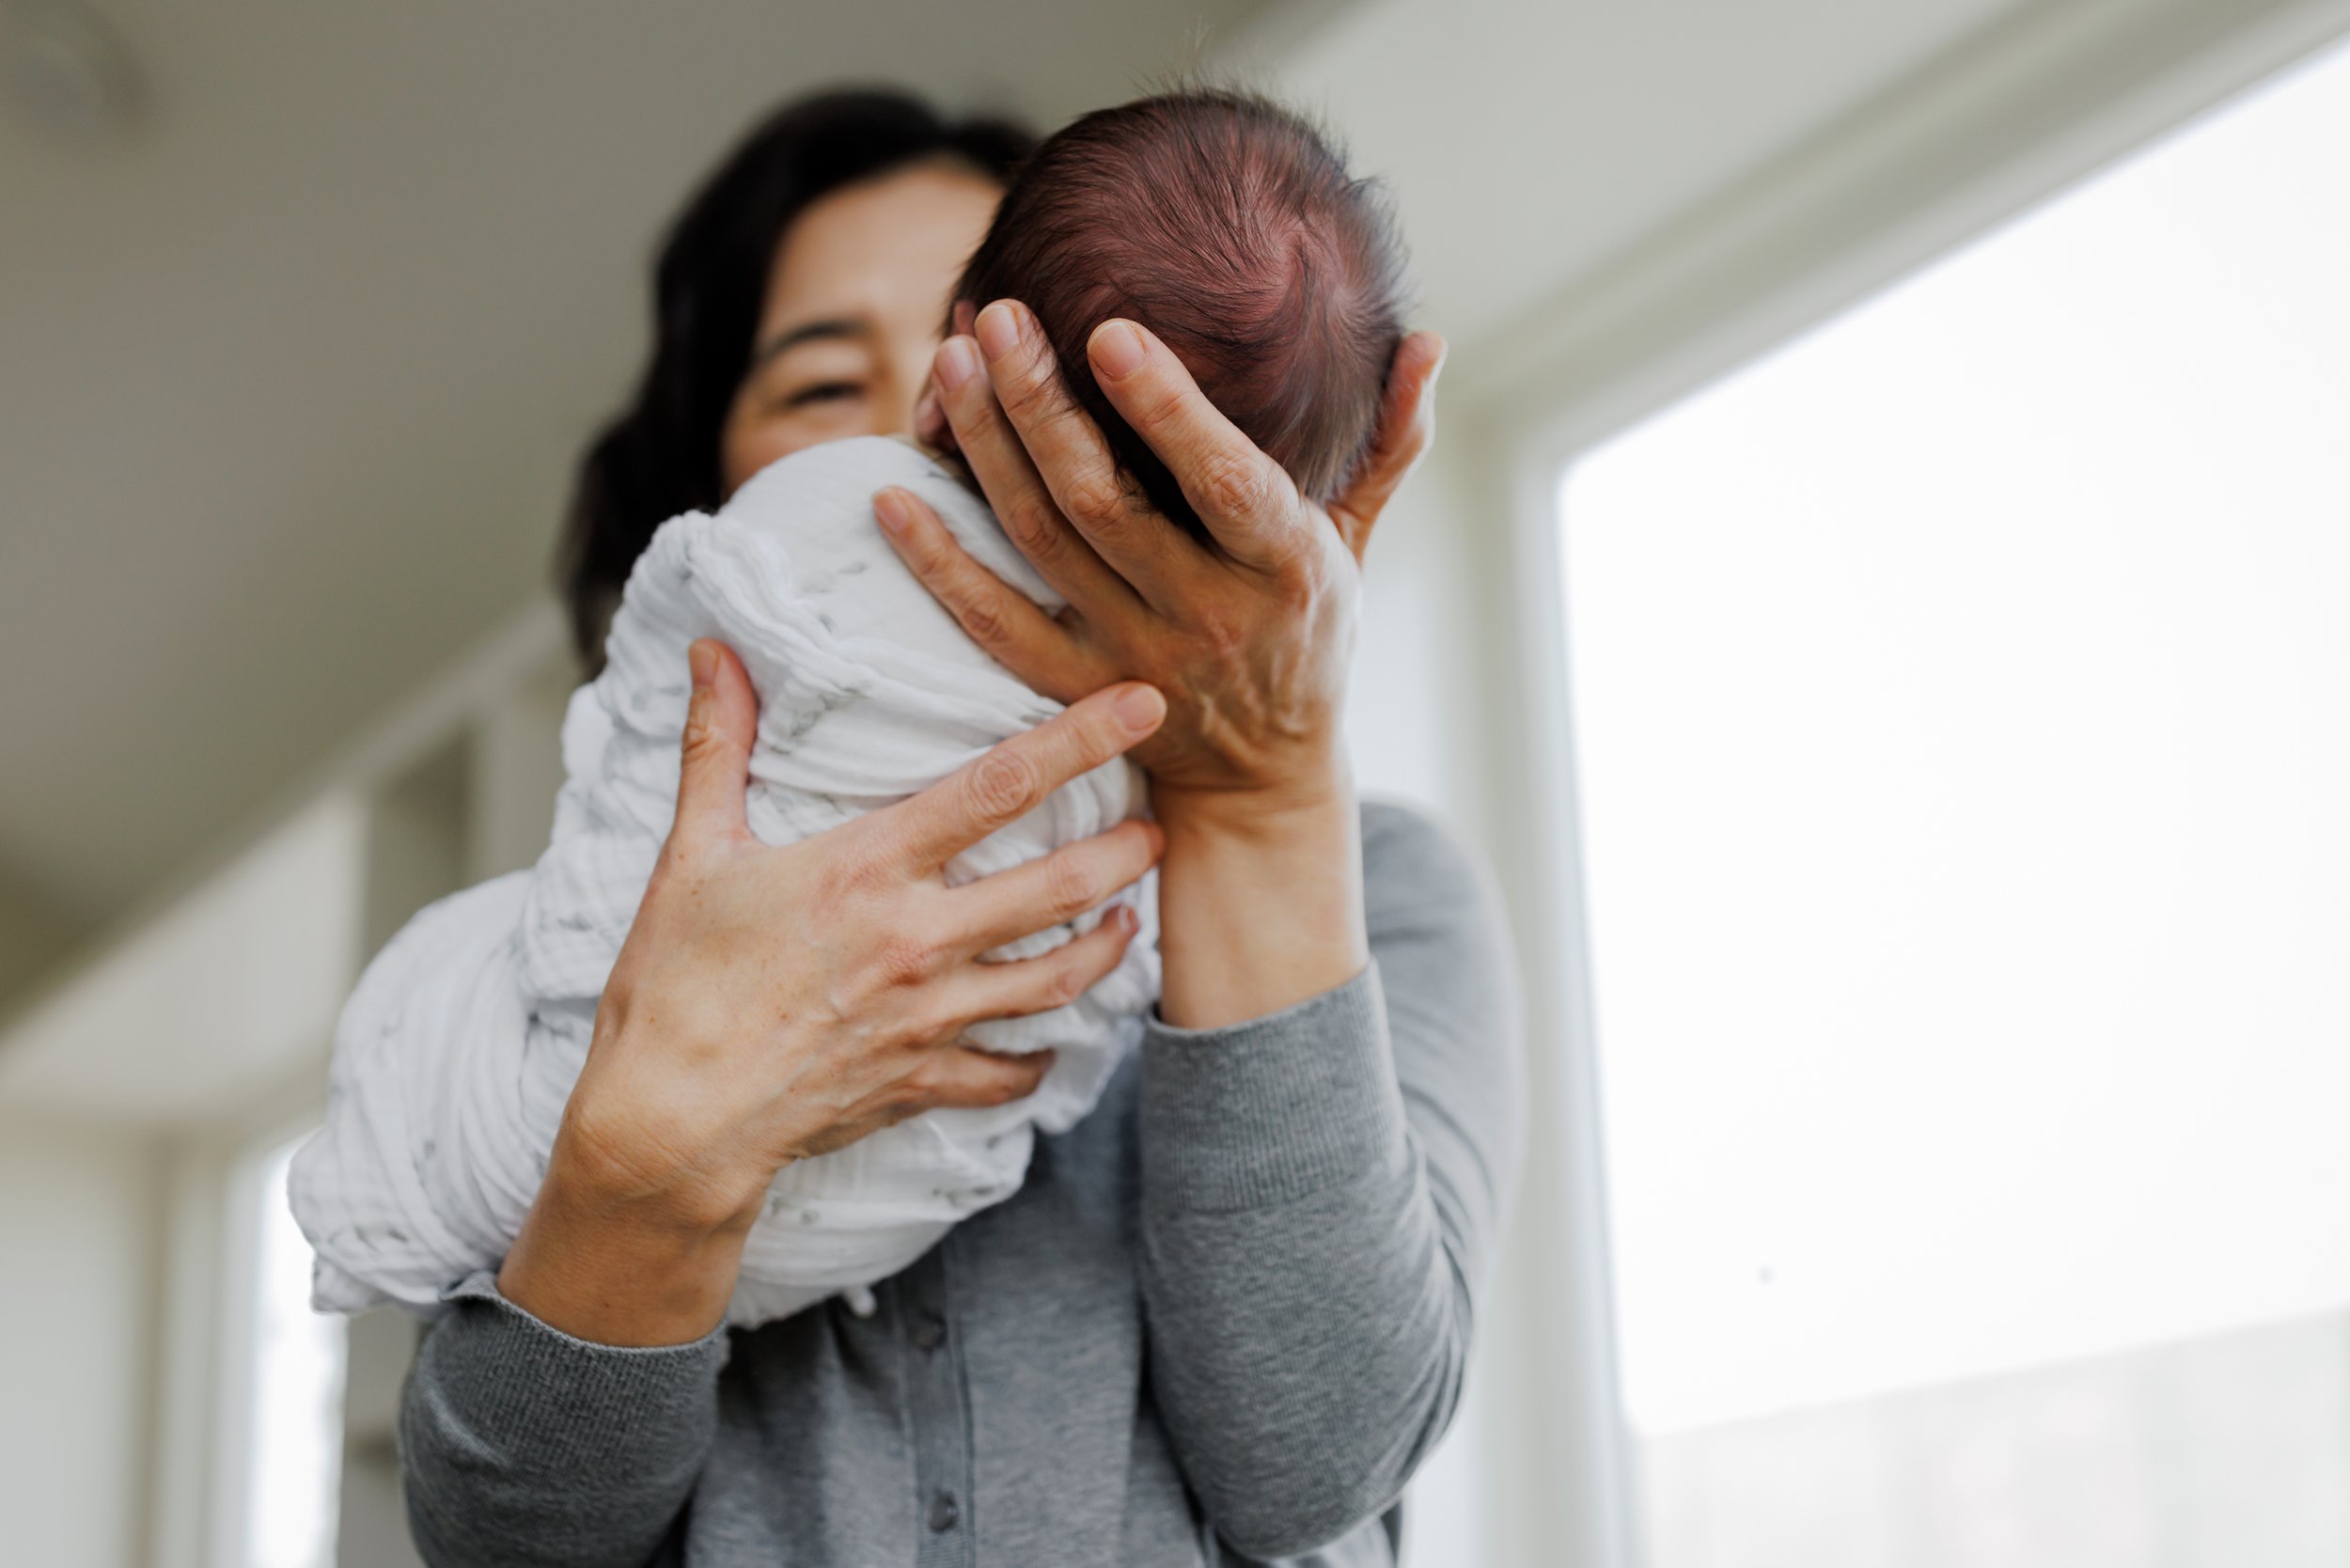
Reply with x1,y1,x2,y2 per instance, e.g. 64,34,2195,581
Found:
290,86,1411,1326
291,436,1157,1325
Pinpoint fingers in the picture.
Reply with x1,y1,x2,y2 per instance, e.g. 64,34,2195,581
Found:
904,874,1150,1118
948,902,1143,1026
873,486,1103,701
890,683,1167,871
671,639,757,850
932,326,1138,615
944,818,1162,955
1087,316,1308,573
1327,330,1446,562
918,1044,1057,1112
971,302,1202,607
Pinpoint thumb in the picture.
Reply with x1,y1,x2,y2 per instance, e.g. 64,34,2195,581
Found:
673,638,757,848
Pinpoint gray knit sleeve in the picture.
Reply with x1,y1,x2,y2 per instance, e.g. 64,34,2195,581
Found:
398,1271,726,1568
1136,799,1528,1560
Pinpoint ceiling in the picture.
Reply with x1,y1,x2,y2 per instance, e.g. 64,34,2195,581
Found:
0,0,1278,953
1,0,2044,994
1263,0,2029,350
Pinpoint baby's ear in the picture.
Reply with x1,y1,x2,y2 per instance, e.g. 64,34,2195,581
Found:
914,376,957,455
951,299,978,339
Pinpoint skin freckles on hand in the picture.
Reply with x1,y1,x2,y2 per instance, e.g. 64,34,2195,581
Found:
877,302,1446,1028
497,642,1166,1343
877,302,1444,829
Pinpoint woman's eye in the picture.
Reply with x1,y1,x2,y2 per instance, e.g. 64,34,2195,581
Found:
786,381,865,409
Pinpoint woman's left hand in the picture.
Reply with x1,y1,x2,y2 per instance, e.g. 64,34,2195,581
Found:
875,299,1444,826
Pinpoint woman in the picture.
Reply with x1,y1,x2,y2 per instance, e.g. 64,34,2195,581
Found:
400,88,1525,1567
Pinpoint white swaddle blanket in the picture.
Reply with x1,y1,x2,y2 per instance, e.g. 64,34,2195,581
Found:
289,436,1158,1327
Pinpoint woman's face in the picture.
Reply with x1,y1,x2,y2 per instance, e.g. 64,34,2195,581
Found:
719,161,1003,496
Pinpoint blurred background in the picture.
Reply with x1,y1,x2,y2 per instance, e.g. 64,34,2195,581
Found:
6,0,2350,1564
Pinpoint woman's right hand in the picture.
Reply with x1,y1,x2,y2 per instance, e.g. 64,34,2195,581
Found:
497,638,1167,1344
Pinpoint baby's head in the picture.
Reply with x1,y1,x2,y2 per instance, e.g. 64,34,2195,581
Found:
949,88,1409,534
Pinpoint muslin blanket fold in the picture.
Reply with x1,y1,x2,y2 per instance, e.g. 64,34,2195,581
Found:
290,436,1159,1327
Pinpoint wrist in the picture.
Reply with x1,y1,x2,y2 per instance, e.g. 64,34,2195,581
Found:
548,1106,773,1241
1151,749,1355,842
1150,754,1369,1031
497,1141,754,1346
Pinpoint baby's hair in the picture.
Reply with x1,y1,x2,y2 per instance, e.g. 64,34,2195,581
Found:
953,87,1409,535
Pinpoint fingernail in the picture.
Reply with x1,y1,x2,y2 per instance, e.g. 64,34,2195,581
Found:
1090,320,1147,381
1114,683,1166,731
873,488,909,536
1113,905,1137,935
688,639,717,692
937,336,980,392
975,300,1023,361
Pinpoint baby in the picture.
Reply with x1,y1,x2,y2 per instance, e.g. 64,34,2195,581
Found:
290,87,1409,1328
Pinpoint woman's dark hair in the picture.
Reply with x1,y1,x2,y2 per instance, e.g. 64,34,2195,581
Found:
558,88,1036,669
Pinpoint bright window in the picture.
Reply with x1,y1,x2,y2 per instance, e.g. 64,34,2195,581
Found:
1560,36,2350,1561
234,1134,346,1568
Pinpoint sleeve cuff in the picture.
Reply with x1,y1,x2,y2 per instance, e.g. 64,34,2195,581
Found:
418,1271,727,1458
1139,962,1410,1213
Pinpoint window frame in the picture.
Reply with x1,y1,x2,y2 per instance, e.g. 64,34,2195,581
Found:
1467,10,2350,1561
145,1085,336,1568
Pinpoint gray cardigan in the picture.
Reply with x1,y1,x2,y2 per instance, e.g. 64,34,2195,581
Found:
399,800,1526,1567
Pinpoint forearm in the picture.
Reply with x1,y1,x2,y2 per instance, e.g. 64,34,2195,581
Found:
400,1273,724,1568
1152,755,1369,1030
1137,803,1526,1559
1139,967,1468,1558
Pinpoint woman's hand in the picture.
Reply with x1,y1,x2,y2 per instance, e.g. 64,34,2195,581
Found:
878,301,1444,1029
882,301,1444,823
498,639,1167,1344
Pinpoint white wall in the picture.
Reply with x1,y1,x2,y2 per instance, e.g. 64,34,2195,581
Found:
0,609,569,1568
0,797,368,1126
0,1111,163,1568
